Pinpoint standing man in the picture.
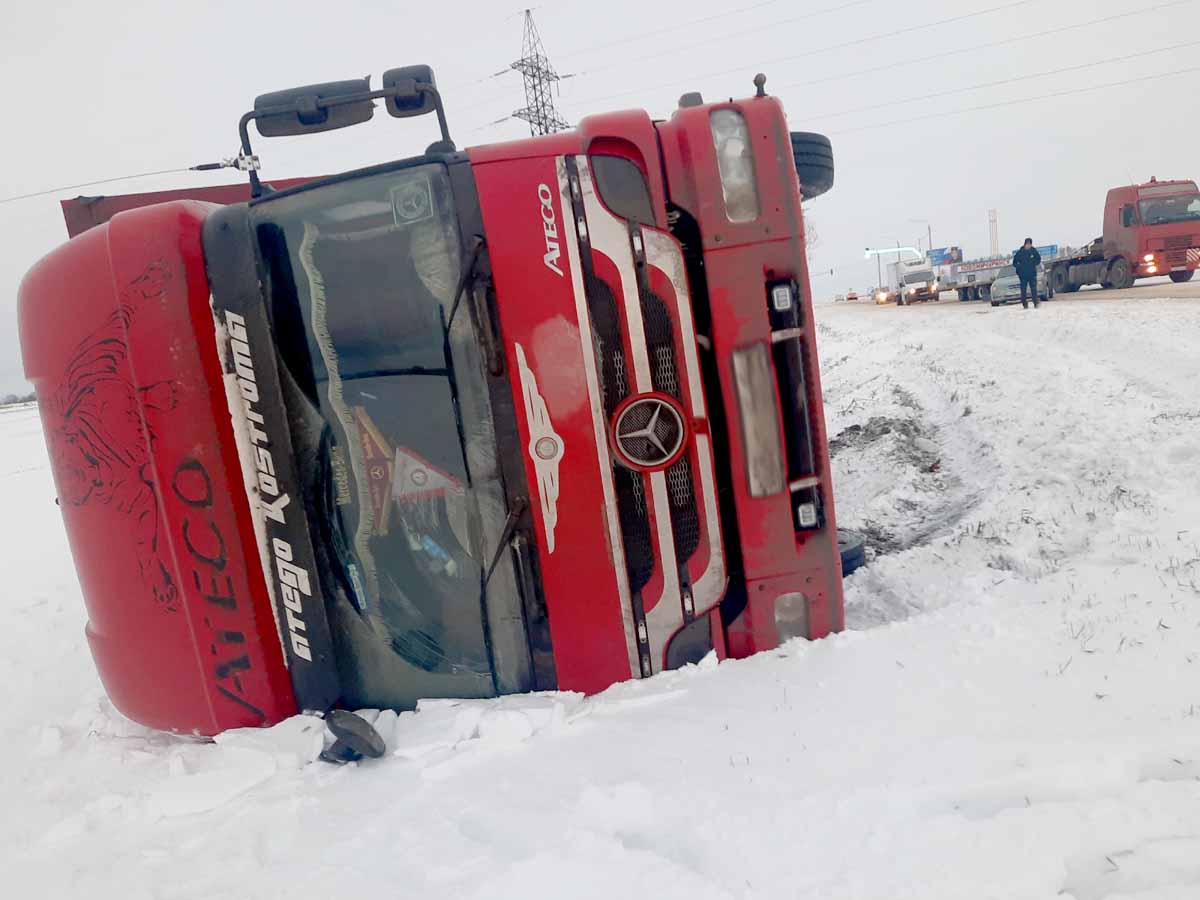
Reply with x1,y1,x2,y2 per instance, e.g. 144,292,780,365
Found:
1013,238,1042,309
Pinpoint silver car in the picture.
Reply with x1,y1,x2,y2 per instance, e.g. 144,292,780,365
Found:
990,264,1051,306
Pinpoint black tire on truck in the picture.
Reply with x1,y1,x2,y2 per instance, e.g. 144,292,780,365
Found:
1050,264,1070,294
1169,270,1195,283
790,132,834,201
959,288,969,302
1109,257,1134,290
838,529,867,577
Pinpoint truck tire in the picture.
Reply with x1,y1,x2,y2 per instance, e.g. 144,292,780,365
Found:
790,132,834,201
838,529,867,577
1109,257,1134,290
1050,265,1070,294
958,288,969,302
1169,270,1194,283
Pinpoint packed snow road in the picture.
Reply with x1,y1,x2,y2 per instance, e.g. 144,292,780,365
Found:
5,294,1200,899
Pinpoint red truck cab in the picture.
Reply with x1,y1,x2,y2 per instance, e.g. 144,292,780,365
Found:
1050,177,1200,292
19,68,844,736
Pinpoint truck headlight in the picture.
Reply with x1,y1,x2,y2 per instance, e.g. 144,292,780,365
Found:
774,592,810,641
1143,253,1155,263
731,343,785,497
710,109,761,223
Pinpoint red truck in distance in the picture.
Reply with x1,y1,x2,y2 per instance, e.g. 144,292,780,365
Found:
19,67,845,742
1048,177,1200,293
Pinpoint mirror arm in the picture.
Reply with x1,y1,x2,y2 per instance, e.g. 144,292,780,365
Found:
235,80,455,198
236,111,265,198
419,85,455,150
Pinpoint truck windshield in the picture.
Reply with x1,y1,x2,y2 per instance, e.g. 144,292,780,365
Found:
903,270,934,284
1138,194,1200,225
251,164,530,709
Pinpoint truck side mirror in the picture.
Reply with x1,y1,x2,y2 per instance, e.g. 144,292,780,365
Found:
253,78,375,137
383,65,437,118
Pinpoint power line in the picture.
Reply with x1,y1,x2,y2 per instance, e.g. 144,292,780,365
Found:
774,0,1195,93
562,0,1039,108
440,0,1196,133
805,38,1200,121
441,0,812,90
0,167,194,206
558,0,864,60
830,64,1200,134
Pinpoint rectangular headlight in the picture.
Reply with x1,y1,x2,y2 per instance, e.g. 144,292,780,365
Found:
710,109,761,223
731,344,785,497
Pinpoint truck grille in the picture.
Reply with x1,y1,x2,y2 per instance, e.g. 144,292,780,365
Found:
642,290,701,565
1163,235,1195,251
585,272,656,592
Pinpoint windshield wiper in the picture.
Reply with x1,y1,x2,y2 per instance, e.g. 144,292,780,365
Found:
483,497,529,588
446,235,485,331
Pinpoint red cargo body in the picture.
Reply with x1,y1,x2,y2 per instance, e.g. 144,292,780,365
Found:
19,202,296,733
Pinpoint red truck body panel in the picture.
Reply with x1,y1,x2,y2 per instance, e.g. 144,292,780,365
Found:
657,98,843,648
19,202,296,733
473,152,641,690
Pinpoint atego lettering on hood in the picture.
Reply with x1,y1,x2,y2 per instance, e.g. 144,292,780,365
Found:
539,183,564,277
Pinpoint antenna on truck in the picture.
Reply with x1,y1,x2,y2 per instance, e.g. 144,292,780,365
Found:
192,66,454,198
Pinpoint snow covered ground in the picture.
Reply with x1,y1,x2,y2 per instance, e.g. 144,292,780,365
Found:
5,294,1200,899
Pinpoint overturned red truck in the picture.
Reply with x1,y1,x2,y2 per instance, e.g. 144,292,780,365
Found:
19,67,845,740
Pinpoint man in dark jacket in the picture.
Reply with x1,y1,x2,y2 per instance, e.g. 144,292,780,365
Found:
1013,238,1042,309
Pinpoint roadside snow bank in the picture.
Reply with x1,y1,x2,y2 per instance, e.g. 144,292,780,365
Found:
5,295,1200,899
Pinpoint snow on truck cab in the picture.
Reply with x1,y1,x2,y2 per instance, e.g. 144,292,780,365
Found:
19,67,845,738
1048,177,1200,292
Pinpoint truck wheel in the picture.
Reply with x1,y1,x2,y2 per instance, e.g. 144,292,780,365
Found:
838,529,867,577
1109,257,1134,289
1169,270,1194,283
790,132,834,201
1050,265,1069,294
958,288,969,302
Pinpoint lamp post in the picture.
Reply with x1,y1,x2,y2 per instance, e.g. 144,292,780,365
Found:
865,247,881,289
865,246,923,293
909,218,933,256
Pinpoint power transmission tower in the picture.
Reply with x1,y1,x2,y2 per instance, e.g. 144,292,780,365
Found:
511,9,570,136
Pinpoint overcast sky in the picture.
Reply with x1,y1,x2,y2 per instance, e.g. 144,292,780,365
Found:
2,0,1198,394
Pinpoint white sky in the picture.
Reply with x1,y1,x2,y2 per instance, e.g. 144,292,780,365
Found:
2,0,1198,394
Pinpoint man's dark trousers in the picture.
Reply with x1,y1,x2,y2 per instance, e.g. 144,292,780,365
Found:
1020,275,1039,307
